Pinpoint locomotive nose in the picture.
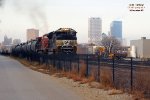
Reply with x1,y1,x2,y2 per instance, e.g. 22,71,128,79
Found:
61,46,74,53
63,40,71,46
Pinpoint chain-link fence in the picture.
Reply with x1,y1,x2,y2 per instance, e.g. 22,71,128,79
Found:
9,51,150,98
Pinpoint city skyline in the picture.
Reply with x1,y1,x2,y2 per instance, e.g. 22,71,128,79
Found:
0,0,150,44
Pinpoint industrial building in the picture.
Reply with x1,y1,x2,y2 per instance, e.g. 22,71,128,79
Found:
27,29,39,41
130,37,150,58
88,17,102,46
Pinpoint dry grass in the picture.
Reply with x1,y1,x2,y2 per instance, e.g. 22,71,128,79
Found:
108,89,123,95
72,75,82,82
79,61,86,78
76,62,96,84
17,58,115,89
18,58,32,67
133,68,150,99
132,91,145,100
89,82,101,88
14,57,150,99
63,62,89,84
100,68,113,88
134,70,150,90
57,61,96,85
15,58,56,75
69,61,88,83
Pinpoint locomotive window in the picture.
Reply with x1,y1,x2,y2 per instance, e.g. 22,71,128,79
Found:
47,32,53,39
56,36,77,40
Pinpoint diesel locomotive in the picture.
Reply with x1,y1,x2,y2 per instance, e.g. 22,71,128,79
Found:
11,28,77,56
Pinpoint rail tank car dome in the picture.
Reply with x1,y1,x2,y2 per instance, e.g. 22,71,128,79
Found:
22,42,28,53
26,41,32,52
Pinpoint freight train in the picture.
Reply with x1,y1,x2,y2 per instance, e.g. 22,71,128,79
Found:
11,28,77,56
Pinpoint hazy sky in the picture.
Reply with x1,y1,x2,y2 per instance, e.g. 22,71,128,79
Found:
0,0,150,44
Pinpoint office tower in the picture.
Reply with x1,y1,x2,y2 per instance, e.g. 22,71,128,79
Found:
88,17,102,45
27,29,39,41
110,21,122,39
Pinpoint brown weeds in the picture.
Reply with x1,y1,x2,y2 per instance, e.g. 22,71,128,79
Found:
108,89,123,95
133,69,150,99
79,61,86,78
100,68,113,87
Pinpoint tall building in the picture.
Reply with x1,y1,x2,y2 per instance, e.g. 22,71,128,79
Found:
122,38,127,46
27,29,39,41
88,17,102,46
2,35,12,45
13,39,21,45
110,21,122,39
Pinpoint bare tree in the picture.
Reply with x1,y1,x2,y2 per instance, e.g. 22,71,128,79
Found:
101,36,121,56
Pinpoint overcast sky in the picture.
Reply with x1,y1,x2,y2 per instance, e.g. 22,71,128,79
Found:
0,0,150,44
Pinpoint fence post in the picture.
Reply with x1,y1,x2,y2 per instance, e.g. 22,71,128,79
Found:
53,53,56,68
40,53,42,65
64,55,66,72
97,55,100,82
56,54,59,71
112,57,115,83
59,55,61,71
48,55,52,70
78,55,80,74
37,53,40,65
131,57,133,91
46,54,48,67
70,58,72,72
86,54,89,78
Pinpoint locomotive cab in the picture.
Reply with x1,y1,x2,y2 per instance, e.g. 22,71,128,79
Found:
47,28,77,54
